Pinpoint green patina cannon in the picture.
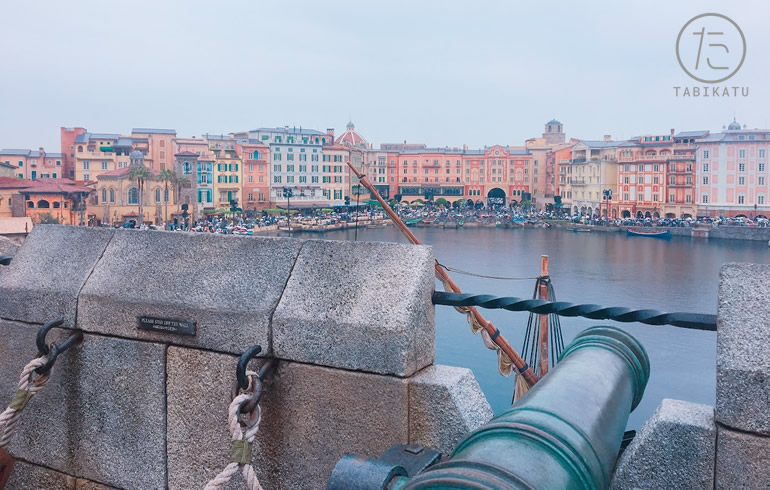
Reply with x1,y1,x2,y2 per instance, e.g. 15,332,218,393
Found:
328,325,650,490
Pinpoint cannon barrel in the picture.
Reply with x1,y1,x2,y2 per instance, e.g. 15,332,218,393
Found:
399,326,650,489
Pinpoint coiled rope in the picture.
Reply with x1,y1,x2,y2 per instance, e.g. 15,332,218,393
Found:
0,356,50,449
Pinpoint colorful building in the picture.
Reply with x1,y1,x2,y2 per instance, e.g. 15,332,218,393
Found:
616,133,673,219
663,131,704,219
247,127,328,207
0,177,90,225
0,148,64,180
695,120,770,218
60,127,87,179
568,138,619,217
240,141,270,211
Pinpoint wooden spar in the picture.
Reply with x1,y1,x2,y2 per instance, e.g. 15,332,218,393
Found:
539,255,549,376
344,162,539,388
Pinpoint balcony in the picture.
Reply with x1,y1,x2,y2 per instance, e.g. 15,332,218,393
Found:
571,158,587,164
571,178,587,186
668,182,693,188
667,154,695,161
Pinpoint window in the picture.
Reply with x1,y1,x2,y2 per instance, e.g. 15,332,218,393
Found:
702,194,708,203
759,195,765,204
101,188,107,202
669,176,675,185
738,195,745,204
739,163,745,172
155,188,161,203
685,194,692,203
164,188,169,202
109,188,115,203
739,149,746,158
83,173,90,181
738,176,745,185
703,150,709,159
760,177,765,186
760,149,766,158
760,163,766,172
83,161,90,170
703,163,709,172
248,193,254,202
128,187,139,204
703,176,709,185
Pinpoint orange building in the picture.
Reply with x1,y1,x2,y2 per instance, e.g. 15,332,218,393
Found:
0,177,91,225
240,141,270,211
0,148,65,180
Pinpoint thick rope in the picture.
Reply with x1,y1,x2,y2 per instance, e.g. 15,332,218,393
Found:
0,356,50,449
204,372,263,490
436,271,515,377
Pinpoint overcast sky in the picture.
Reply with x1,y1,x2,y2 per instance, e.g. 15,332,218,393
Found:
1,0,766,150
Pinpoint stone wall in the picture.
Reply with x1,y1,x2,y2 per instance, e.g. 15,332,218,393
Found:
612,262,770,489
0,225,493,489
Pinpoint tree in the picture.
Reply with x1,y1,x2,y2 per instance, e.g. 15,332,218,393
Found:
157,169,175,227
128,166,154,226
37,212,59,224
520,199,532,210
174,174,190,225
434,197,448,207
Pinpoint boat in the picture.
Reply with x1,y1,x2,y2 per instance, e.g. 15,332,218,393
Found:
567,227,591,232
626,227,671,238
366,222,387,229
405,218,421,227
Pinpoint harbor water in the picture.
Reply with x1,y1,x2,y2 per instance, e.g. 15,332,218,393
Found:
281,226,769,429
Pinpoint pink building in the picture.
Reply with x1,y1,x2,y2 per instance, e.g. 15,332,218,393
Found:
696,120,770,218
0,148,65,180
60,127,87,179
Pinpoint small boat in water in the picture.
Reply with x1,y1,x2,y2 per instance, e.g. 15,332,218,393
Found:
405,218,421,227
626,227,671,239
567,227,591,232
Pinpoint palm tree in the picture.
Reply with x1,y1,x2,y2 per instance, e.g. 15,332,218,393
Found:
157,169,175,228
128,166,154,226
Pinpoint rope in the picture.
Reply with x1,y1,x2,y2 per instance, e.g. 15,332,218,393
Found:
437,263,539,281
436,271,515,377
432,291,717,331
0,356,50,449
204,371,263,490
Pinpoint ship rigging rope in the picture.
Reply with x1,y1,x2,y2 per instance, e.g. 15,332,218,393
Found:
436,262,539,281
204,370,264,490
0,356,50,449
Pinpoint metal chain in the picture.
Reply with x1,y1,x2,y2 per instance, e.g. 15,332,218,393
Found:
432,291,717,331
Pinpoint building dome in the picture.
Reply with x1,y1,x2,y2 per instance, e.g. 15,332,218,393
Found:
727,118,741,130
129,150,144,158
547,118,562,125
335,121,368,148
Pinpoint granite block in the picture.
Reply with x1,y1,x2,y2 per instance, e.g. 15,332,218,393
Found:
0,320,166,489
715,425,770,489
0,225,114,326
408,365,493,455
611,398,716,490
5,460,75,490
77,231,303,354
166,348,410,490
273,239,435,376
717,263,770,435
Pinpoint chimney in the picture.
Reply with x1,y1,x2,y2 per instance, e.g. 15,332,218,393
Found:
327,128,335,140
603,135,611,142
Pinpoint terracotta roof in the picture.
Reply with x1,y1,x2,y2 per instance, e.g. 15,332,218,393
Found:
335,129,367,148
0,177,31,189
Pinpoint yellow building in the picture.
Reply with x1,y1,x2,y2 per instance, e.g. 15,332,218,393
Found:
205,135,243,209
569,139,619,217
73,133,134,182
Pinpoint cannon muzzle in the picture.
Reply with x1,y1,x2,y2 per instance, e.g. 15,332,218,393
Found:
399,325,650,489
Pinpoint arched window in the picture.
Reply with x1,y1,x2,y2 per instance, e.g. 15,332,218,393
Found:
164,188,169,202
77,146,83,152
155,188,161,203
27,201,34,208
159,140,166,148
53,202,60,209
109,188,115,203
101,188,107,203
38,199,50,209
128,187,139,204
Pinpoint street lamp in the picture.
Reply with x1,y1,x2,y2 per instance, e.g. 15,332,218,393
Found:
603,189,612,220
283,187,293,232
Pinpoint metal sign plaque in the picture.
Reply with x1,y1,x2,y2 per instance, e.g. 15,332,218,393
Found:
137,316,196,336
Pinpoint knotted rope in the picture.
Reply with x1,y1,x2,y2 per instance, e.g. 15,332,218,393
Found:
436,271,515,377
0,356,50,449
204,371,263,490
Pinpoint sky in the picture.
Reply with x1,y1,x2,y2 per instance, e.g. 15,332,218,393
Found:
0,0,767,150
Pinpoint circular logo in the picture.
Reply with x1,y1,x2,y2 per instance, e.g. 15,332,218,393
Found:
676,13,746,84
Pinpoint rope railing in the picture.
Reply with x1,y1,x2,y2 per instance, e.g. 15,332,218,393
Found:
432,291,717,331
